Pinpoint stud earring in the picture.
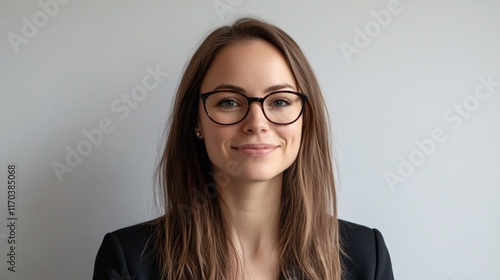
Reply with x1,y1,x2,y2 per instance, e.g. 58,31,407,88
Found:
195,131,202,138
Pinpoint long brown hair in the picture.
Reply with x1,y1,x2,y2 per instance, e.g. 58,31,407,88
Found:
152,17,342,279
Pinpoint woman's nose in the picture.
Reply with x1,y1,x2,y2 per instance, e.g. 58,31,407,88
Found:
241,102,270,133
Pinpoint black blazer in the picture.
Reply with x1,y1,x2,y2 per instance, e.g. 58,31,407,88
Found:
93,219,394,279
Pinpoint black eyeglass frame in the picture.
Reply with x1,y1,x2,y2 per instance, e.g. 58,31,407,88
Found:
200,90,308,125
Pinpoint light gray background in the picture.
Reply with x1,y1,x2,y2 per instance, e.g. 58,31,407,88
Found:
1,0,499,279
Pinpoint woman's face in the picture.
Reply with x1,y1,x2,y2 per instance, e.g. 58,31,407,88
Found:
197,39,303,183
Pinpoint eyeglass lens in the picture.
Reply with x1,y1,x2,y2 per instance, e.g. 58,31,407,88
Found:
204,91,304,125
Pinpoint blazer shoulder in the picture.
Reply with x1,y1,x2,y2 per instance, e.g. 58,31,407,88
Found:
111,220,157,246
339,219,394,280
93,220,161,280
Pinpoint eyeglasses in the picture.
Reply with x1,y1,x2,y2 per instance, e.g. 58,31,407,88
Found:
200,90,307,125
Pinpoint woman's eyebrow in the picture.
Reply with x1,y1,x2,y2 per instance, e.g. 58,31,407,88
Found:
212,84,245,92
264,83,296,92
211,83,296,92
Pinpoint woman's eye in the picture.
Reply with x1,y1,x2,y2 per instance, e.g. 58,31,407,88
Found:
270,99,291,107
217,99,239,108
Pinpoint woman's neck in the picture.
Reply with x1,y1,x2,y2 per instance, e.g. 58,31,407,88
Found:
218,174,282,259
218,175,282,280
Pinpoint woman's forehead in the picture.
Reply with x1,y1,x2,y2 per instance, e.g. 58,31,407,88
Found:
200,39,297,94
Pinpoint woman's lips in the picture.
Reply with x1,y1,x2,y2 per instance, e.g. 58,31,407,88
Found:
232,144,278,156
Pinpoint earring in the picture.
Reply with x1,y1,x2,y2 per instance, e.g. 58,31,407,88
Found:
195,131,202,138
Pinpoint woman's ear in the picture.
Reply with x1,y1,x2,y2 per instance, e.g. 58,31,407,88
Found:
195,125,203,139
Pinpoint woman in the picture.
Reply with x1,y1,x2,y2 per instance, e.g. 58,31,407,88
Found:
93,18,394,280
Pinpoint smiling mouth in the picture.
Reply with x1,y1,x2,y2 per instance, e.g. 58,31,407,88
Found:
232,144,278,156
